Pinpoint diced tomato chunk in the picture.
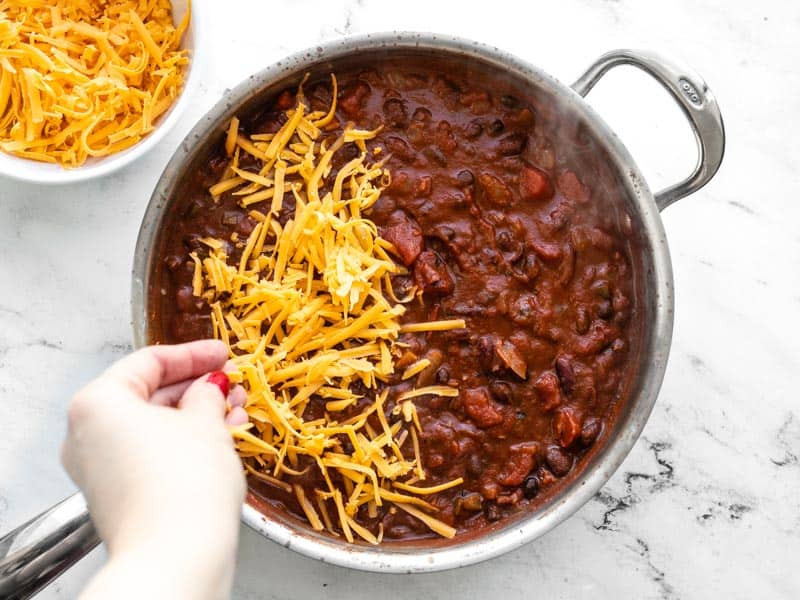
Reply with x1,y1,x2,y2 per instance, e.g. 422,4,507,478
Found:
555,408,582,447
463,387,505,428
519,165,554,201
380,211,423,266
534,370,563,411
498,442,539,486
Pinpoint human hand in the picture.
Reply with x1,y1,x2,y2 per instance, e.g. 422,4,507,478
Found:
61,340,247,600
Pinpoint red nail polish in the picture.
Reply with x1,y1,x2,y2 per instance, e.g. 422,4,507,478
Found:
207,371,230,396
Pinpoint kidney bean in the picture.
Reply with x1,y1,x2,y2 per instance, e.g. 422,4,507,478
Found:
574,320,614,356
385,136,415,162
488,119,504,136
496,132,527,156
456,169,475,187
488,381,514,404
545,445,573,477
383,98,409,128
555,356,575,394
464,119,483,139
580,417,602,446
467,454,484,477
434,121,457,153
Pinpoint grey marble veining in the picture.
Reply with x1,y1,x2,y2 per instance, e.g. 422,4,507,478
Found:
1,0,799,598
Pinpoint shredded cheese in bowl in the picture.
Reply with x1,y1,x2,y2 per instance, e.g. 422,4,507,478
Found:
0,0,190,169
193,76,467,543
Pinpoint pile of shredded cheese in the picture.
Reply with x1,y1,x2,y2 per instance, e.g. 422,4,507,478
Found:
0,0,189,166
193,75,467,543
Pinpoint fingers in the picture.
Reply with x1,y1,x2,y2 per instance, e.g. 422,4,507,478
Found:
104,341,228,400
178,373,228,421
225,406,249,426
228,385,246,408
149,379,194,407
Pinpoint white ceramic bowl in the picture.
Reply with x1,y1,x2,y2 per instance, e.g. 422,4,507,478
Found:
0,0,200,185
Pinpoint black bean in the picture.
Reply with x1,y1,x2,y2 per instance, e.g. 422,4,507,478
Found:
488,119,504,136
501,94,519,108
176,286,198,312
488,381,513,404
383,98,409,128
412,106,432,122
545,445,573,477
435,366,450,384
464,120,482,139
467,454,484,477
164,255,182,271
456,169,475,187
183,233,203,251
521,475,539,499
580,417,602,446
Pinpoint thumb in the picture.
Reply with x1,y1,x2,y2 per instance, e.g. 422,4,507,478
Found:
178,371,229,420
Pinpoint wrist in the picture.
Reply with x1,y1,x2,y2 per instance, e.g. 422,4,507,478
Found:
83,538,236,600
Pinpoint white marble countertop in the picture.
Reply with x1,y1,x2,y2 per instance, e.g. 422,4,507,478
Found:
1,0,798,598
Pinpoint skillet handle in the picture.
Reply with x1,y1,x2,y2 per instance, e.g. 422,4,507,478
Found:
571,49,725,211
0,493,99,599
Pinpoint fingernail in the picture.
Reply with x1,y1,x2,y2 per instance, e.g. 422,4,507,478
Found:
207,371,230,396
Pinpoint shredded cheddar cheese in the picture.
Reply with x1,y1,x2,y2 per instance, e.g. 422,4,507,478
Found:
0,0,190,166
197,75,466,543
